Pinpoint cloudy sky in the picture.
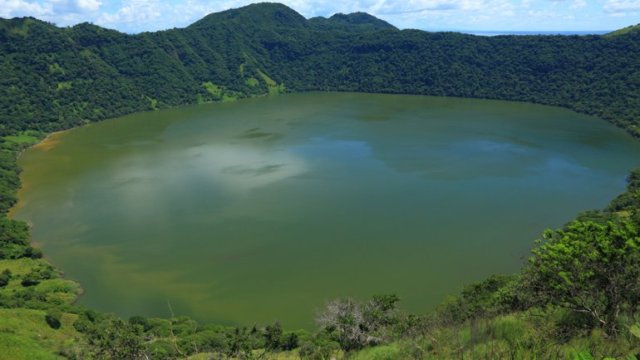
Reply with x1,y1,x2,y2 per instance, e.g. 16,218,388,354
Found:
0,0,639,33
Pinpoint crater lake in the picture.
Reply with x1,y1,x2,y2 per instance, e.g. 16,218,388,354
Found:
12,93,640,328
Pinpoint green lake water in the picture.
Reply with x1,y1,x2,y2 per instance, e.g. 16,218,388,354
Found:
13,93,640,328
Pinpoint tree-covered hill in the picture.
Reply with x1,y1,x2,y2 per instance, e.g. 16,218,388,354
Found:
0,3,639,138
308,13,397,32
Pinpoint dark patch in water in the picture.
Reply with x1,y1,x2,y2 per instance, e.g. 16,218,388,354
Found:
236,128,281,140
222,164,284,176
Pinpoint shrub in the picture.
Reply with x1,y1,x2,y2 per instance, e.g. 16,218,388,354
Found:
0,269,11,287
524,220,640,334
45,310,62,329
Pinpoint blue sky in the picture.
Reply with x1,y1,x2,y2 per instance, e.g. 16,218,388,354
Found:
0,0,638,33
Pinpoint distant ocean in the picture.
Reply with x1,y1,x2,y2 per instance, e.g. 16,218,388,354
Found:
461,30,610,36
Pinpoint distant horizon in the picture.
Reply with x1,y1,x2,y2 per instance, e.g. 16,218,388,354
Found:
0,13,618,36
459,30,612,36
0,0,638,35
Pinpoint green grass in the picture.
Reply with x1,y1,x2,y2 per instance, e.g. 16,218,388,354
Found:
222,94,238,102
202,81,223,97
0,258,80,305
56,82,72,91
256,69,285,95
3,131,41,146
351,344,401,360
245,77,259,87
35,279,82,305
0,308,83,360
256,69,276,87
146,96,158,110
202,81,239,102
348,312,640,360
0,258,44,277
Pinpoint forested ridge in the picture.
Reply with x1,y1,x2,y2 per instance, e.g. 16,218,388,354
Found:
1,3,640,359
1,3,639,138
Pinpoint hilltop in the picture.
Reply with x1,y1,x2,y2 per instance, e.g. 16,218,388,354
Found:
606,23,640,37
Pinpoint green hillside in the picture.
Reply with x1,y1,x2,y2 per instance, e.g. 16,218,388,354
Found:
0,3,639,138
606,23,640,37
1,3,640,359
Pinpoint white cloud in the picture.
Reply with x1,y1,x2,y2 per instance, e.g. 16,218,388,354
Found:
604,0,640,13
0,0,636,33
570,0,586,9
97,0,162,28
76,0,100,11
0,0,51,18
372,0,516,29
0,0,101,26
49,0,101,14
548,0,586,9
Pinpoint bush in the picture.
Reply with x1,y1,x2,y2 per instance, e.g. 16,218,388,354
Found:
316,294,400,351
298,336,340,360
524,219,640,334
264,322,283,350
0,269,11,287
23,246,43,259
129,315,151,332
438,275,524,323
73,317,92,333
45,310,62,329
281,332,299,351
21,271,41,287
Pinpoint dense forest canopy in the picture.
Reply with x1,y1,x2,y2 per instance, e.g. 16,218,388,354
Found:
0,2,639,139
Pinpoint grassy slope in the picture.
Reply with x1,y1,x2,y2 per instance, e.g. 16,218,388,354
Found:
350,313,639,359
606,24,640,37
0,308,82,360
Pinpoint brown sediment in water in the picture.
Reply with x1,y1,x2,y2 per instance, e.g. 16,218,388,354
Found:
32,130,65,152
8,130,68,219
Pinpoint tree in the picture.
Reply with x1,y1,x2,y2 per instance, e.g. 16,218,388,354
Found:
86,318,147,359
281,332,298,351
264,322,283,350
524,219,640,334
316,294,399,351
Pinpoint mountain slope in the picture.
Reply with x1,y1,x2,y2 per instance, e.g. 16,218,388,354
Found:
0,3,639,139
606,23,640,37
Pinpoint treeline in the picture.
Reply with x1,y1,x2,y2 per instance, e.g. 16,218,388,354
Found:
0,3,639,138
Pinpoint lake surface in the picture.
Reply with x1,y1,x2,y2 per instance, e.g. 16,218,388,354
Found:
13,93,640,328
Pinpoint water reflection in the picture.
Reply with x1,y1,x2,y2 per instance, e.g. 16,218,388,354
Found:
13,93,640,329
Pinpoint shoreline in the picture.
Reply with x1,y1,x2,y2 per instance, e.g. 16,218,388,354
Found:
5,94,640,326
4,127,86,305
8,94,640,324
8,129,69,220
